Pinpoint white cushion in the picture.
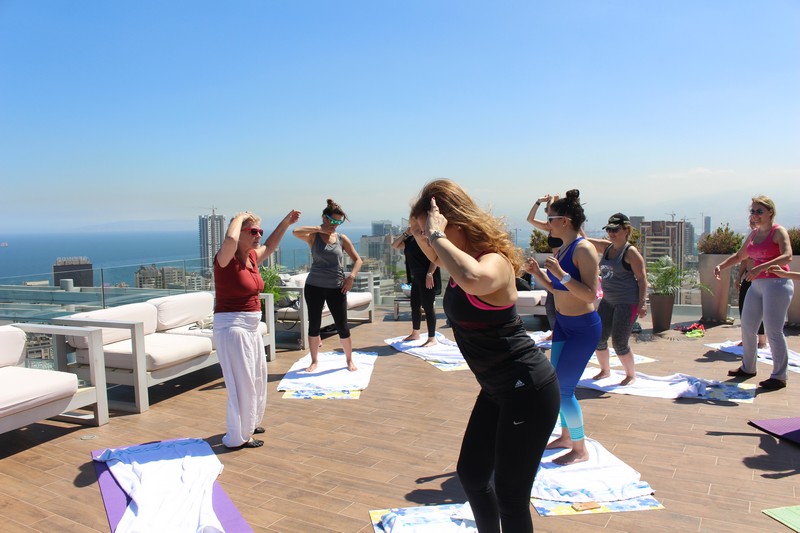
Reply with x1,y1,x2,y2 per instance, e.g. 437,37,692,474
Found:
285,273,309,288
516,290,548,312
76,332,213,371
0,325,26,368
64,303,158,349
0,366,77,417
164,321,268,349
147,292,214,331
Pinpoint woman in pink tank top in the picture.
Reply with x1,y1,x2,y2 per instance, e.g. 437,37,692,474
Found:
714,195,793,390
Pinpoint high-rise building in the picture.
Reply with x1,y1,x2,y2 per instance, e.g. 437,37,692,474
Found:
53,257,93,287
371,220,393,237
639,220,687,269
199,210,226,273
704,216,711,235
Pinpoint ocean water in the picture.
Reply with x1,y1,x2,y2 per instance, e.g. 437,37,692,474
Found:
0,229,369,286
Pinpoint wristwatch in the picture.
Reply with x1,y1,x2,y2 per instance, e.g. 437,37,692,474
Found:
429,230,446,244
560,273,572,284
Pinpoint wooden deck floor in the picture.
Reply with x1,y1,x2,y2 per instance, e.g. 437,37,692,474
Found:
1,305,799,532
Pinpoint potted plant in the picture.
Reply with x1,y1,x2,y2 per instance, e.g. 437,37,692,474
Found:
260,265,282,320
529,229,553,267
697,223,743,323
647,256,706,333
787,227,800,325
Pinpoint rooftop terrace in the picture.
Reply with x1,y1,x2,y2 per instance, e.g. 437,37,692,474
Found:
1,305,799,532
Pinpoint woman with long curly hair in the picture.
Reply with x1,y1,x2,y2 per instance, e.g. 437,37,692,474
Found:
526,189,601,465
410,179,559,533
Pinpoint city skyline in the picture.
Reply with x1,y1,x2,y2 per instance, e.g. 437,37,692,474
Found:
1,1,798,236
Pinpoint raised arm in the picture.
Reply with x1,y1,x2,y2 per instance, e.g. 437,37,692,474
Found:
526,195,553,231
255,210,301,265
216,212,250,268
292,224,324,246
391,227,411,251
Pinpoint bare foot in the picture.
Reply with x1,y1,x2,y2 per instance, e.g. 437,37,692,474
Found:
305,362,318,373
421,337,438,348
757,342,767,349
592,370,610,380
620,376,636,386
546,434,572,450
553,448,590,465
403,333,420,342
543,333,553,341
347,360,358,372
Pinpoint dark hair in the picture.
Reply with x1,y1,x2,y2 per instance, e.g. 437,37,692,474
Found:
322,198,348,221
549,189,585,230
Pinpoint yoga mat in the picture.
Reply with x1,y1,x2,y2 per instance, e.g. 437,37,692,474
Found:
763,505,800,532
277,351,378,393
369,503,475,532
92,440,252,533
281,389,362,400
577,368,756,402
705,341,800,374
749,417,800,445
588,348,657,368
527,331,553,349
385,333,469,371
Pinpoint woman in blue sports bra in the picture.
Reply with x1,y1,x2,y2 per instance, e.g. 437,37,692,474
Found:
410,179,560,533
526,189,601,465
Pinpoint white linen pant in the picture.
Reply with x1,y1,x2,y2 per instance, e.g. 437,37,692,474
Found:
741,278,794,380
214,311,267,448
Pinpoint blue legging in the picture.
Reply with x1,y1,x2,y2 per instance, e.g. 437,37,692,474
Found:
550,311,602,440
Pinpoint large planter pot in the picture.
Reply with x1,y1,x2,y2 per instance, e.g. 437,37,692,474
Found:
698,253,732,323
788,256,800,325
649,293,675,333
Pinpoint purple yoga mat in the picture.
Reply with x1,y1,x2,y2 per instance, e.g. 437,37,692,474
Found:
91,440,253,532
749,418,800,445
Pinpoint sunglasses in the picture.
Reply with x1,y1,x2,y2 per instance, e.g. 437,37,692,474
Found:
243,227,264,236
324,213,344,225
750,208,767,215
606,227,621,234
547,215,569,222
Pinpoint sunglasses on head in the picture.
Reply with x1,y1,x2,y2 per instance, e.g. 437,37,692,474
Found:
324,213,344,225
750,208,767,215
243,227,264,236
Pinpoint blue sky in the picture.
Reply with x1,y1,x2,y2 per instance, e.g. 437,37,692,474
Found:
1,1,798,237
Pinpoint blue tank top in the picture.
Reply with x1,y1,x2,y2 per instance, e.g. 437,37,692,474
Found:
548,237,584,291
443,278,557,394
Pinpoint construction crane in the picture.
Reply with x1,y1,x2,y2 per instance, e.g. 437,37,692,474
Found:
665,212,676,222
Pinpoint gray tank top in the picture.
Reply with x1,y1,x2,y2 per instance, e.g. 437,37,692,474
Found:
599,244,639,304
306,233,345,289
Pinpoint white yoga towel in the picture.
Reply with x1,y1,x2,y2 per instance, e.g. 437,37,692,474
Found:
527,330,552,349
95,438,224,533
588,347,657,367
277,351,378,391
705,340,800,374
376,502,475,532
577,367,714,398
532,437,654,503
385,333,466,365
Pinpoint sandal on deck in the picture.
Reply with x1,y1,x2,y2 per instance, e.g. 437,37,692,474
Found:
254,426,265,434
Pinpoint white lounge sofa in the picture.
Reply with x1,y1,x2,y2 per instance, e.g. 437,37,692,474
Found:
516,290,549,317
274,272,374,350
54,291,275,413
0,323,109,434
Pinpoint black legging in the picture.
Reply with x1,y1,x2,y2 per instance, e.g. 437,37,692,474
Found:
409,276,437,337
304,283,350,338
457,379,561,533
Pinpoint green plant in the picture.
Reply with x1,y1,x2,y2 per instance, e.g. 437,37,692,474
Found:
529,229,551,253
647,256,709,296
698,223,743,254
259,265,282,302
787,227,800,255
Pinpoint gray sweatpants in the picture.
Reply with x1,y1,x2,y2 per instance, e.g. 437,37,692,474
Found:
740,278,794,380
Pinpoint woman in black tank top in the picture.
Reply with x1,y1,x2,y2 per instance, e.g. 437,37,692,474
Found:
409,179,559,533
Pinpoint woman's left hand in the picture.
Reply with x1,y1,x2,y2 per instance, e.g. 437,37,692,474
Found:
426,197,448,236
341,275,354,294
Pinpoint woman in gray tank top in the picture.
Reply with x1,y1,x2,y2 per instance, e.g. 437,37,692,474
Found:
292,199,363,372
585,213,648,385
